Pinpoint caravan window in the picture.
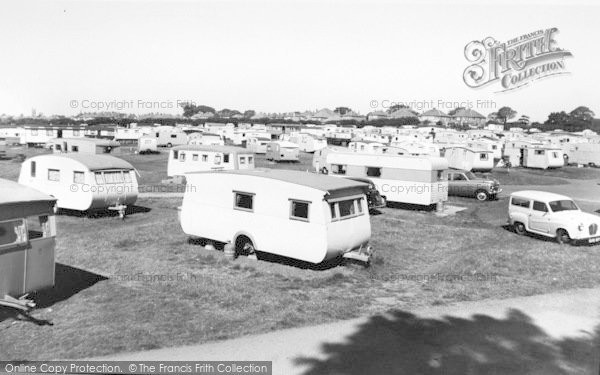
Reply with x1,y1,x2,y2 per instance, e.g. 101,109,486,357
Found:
71,145,79,152
332,164,346,175
173,150,179,159
192,154,199,161
31,129,38,136
248,156,254,164
479,153,488,160
73,171,85,184
239,157,246,165
202,154,208,162
95,172,105,184
224,154,230,163
104,171,125,184
289,200,309,221
73,130,80,136
0,219,26,247
214,155,222,164
124,171,132,183
233,191,254,211
170,134,177,138
180,152,186,161
48,169,60,182
31,161,36,177
329,197,365,221
46,129,53,136
26,215,51,240
366,167,381,178
534,150,545,155
552,151,559,158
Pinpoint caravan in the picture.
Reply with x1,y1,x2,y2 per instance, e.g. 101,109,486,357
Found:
522,146,563,169
348,140,384,154
18,154,138,217
313,148,449,206
180,169,374,264
564,143,600,166
0,179,57,311
443,147,494,172
246,136,271,154
167,145,255,177
48,138,121,155
286,133,327,153
266,141,300,162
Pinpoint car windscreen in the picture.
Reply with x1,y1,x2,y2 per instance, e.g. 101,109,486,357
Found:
465,171,477,180
548,200,579,212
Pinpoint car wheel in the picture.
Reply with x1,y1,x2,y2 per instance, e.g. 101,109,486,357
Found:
556,229,571,244
381,196,387,207
514,222,526,235
475,190,489,201
235,235,255,255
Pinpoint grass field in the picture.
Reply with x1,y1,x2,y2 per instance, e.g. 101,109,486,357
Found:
1,194,600,359
1,146,600,359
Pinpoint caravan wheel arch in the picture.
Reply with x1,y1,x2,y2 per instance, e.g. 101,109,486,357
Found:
233,230,258,251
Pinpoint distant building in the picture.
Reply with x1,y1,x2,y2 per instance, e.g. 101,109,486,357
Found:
452,109,486,127
419,108,450,126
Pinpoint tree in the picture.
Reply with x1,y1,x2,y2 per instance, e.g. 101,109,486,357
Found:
334,107,352,116
496,106,517,125
387,104,412,114
570,106,595,122
179,103,216,118
243,110,256,119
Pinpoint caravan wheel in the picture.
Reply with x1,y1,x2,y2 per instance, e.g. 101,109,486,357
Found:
235,236,255,255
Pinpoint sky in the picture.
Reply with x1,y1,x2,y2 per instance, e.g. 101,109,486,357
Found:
0,0,598,122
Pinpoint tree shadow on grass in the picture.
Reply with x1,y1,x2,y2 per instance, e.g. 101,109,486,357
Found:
295,309,600,375
0,263,108,325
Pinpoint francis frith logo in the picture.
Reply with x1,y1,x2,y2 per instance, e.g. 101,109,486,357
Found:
463,28,572,92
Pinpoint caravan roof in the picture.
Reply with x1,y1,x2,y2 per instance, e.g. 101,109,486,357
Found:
31,154,134,171
172,145,251,154
187,169,368,194
0,178,56,206
50,138,120,147
326,151,449,170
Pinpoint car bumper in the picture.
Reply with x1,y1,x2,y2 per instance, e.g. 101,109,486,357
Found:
573,236,600,245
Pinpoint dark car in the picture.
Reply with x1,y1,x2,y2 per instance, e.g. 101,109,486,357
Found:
345,177,387,211
446,169,502,201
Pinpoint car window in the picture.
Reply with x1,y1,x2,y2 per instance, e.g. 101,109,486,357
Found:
454,174,466,181
532,201,548,212
549,200,578,212
511,197,530,208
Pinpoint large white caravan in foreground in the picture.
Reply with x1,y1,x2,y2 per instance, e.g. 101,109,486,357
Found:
313,148,449,206
167,145,255,177
18,154,138,216
0,179,57,311
180,169,373,264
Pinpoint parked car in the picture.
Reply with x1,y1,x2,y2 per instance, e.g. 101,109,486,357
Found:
345,177,387,210
446,169,501,201
508,190,600,245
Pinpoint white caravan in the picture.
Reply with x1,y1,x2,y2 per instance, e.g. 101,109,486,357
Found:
153,127,188,147
348,140,385,154
138,136,158,153
287,133,327,152
18,154,138,216
167,145,255,177
48,138,121,155
266,141,300,162
246,136,271,154
313,148,449,206
188,132,225,146
180,169,373,264
0,179,57,311
443,147,494,172
564,143,600,166
522,146,563,169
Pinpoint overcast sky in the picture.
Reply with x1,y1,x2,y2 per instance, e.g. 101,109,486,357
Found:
0,0,597,121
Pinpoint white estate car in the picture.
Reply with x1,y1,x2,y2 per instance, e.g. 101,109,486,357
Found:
508,190,600,245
